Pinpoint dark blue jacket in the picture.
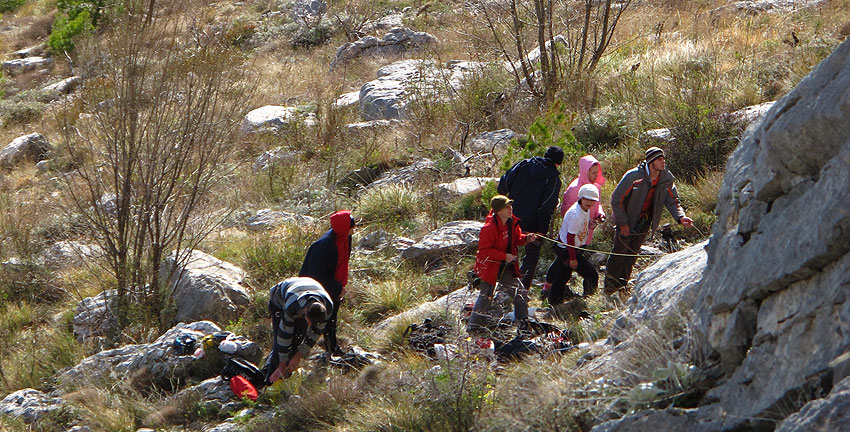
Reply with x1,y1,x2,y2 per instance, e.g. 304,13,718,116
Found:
299,229,348,299
498,156,561,233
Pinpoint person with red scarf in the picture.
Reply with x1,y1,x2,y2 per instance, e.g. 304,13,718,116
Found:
299,210,354,356
467,195,537,333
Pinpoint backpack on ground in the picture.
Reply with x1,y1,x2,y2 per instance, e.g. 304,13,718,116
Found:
221,357,265,390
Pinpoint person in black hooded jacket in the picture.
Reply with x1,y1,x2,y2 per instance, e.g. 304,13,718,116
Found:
498,146,563,290
299,210,354,356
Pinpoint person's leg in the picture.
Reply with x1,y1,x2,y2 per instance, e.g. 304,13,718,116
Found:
263,302,282,383
322,297,342,354
504,274,529,321
546,259,565,304
577,252,598,296
468,281,495,330
520,240,541,289
604,228,636,293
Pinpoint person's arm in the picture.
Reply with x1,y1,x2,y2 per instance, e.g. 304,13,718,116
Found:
536,176,560,233
565,233,578,268
498,162,519,195
663,182,687,224
478,224,507,263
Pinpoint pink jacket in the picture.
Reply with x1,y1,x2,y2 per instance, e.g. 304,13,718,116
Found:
559,155,606,241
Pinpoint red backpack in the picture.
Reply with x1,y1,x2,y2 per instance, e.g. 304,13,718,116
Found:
228,375,258,401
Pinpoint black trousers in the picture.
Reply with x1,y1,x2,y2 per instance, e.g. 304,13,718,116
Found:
322,297,342,353
604,227,648,294
520,240,542,289
262,301,306,383
546,244,598,304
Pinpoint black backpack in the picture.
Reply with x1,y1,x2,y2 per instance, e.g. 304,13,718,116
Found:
221,357,265,389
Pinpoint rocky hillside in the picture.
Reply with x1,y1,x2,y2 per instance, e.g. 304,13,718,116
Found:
1,0,849,431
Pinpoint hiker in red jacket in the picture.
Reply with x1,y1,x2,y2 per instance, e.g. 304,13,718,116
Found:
299,210,354,356
467,195,537,332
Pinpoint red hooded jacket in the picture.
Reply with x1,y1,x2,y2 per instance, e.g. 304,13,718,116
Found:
474,212,529,285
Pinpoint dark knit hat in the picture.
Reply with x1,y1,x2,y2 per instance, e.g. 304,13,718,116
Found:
645,146,665,164
544,146,564,165
490,195,514,213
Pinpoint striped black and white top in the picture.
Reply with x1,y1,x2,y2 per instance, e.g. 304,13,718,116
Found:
269,277,333,365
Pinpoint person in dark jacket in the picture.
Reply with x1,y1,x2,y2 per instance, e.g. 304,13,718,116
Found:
299,210,354,356
263,276,333,383
467,195,537,332
498,146,563,290
604,147,693,295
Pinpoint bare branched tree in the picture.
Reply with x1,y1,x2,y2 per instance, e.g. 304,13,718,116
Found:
57,1,255,327
471,0,634,103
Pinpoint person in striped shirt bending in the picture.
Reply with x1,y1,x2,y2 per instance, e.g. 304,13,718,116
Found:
262,277,334,383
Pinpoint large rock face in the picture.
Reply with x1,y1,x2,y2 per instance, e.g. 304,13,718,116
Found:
159,250,250,325
595,38,850,432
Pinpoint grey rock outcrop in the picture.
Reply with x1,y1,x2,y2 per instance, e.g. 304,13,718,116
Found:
359,59,483,121
334,90,360,108
330,27,438,70
159,250,250,324
733,0,826,13
42,240,102,271
435,177,498,199
345,119,402,134
42,76,81,95
400,220,483,264
368,159,435,189
241,106,316,134
290,0,326,20
174,377,245,414
61,321,221,385
0,133,50,168
775,375,850,432
2,56,52,76
374,286,474,334
13,44,45,58
244,208,315,231
0,389,66,424
252,147,298,171
73,289,119,341
595,38,850,432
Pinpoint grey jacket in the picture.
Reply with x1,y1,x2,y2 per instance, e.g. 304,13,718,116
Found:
610,161,685,235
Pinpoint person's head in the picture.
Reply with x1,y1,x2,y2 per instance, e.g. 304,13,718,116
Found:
577,184,599,211
490,194,514,220
304,300,328,327
645,147,666,171
330,210,355,236
544,146,564,166
587,163,600,182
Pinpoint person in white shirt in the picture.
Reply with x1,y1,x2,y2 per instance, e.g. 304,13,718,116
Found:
545,184,600,304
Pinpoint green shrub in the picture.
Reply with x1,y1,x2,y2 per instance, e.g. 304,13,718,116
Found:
48,9,94,53
356,279,422,323
0,0,25,13
501,102,582,172
574,107,632,151
0,99,46,127
356,184,421,224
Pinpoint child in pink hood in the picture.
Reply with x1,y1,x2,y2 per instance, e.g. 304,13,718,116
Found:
542,155,606,300
560,155,606,241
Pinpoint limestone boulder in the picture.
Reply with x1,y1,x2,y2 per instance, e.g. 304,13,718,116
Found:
345,119,402,135
244,209,315,231
775,375,850,432
60,321,221,386
368,159,435,189
733,0,826,13
330,27,437,70
73,289,119,342
173,377,245,414
241,106,316,134
41,240,102,271
374,286,474,334
359,59,483,121
0,389,66,425
2,56,52,76
400,220,483,265
0,133,50,168
42,76,81,95
334,90,360,108
436,177,498,200
159,250,250,324
290,0,326,20
252,147,298,171
13,44,45,58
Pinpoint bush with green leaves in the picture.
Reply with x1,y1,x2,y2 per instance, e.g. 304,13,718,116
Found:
0,0,25,13
49,0,108,52
501,102,583,172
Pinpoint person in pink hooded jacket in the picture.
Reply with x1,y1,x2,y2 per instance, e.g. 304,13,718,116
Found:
560,155,606,238
542,155,606,300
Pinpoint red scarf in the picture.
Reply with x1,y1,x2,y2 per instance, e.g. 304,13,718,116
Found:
329,210,352,288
